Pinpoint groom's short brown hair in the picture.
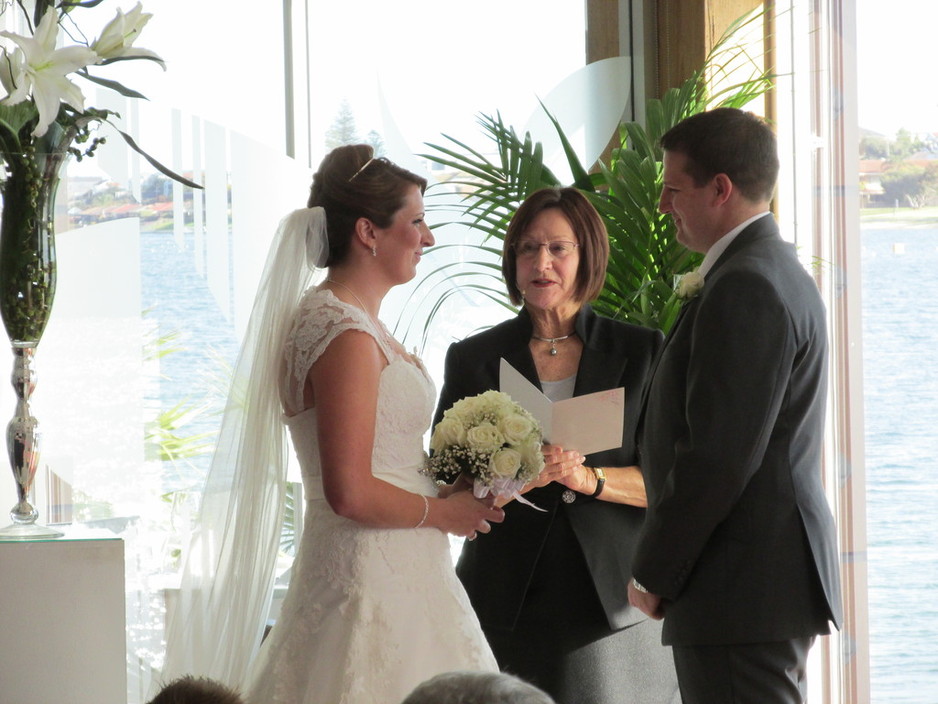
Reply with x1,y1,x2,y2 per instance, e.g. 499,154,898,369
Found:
660,107,779,203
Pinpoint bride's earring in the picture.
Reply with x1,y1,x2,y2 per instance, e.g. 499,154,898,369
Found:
371,246,377,257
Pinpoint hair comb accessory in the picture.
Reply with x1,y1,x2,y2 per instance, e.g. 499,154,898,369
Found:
348,157,375,182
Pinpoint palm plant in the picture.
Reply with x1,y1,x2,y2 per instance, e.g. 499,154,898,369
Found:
413,8,773,335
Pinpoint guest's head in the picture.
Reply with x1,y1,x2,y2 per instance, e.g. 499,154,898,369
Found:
400,671,556,704
501,187,609,310
658,108,778,253
147,675,244,704
308,145,428,267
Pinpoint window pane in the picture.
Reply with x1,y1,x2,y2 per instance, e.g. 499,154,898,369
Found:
858,1,938,699
0,3,589,702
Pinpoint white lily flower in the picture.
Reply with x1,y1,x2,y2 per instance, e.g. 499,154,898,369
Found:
91,2,165,67
0,8,97,136
0,48,25,100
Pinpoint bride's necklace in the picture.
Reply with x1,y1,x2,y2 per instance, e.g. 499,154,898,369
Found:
325,279,393,345
532,332,573,356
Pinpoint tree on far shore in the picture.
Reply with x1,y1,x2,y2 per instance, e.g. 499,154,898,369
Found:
860,127,930,161
325,100,361,150
881,162,938,208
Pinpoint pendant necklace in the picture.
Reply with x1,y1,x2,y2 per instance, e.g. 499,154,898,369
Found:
325,279,393,345
532,333,572,356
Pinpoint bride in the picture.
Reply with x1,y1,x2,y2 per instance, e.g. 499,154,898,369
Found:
160,145,502,704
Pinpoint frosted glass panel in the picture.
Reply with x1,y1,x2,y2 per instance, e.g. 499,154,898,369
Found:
0,3,591,701
303,0,586,163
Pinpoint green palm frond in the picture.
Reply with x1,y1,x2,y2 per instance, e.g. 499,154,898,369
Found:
412,7,772,336
423,112,563,239
144,399,215,465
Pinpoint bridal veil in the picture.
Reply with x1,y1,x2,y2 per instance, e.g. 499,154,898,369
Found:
158,208,327,690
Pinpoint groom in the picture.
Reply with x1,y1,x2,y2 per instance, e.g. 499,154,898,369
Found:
628,108,842,703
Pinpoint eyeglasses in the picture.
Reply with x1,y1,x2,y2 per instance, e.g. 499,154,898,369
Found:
513,240,580,259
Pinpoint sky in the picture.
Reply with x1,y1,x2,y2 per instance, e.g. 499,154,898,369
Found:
135,1,934,154
124,0,585,166
13,1,916,168
856,0,938,138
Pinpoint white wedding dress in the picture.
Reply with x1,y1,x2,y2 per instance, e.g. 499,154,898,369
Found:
245,289,497,704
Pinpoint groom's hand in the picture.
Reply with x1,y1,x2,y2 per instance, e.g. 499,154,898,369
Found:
628,579,665,620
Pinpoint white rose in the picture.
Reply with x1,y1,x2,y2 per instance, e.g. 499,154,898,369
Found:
461,394,485,415
480,390,512,415
489,447,522,479
480,389,508,405
519,440,545,478
466,422,504,452
674,270,705,299
498,412,535,444
430,417,465,452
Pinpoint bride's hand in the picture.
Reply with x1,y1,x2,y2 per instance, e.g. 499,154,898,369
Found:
433,490,505,539
436,473,473,499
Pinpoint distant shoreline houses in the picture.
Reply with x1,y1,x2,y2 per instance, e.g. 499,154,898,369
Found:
62,173,202,230
859,126,938,208
859,157,938,208
70,200,176,227
860,159,886,207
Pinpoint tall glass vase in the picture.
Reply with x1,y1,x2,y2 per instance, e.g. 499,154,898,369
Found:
0,148,67,540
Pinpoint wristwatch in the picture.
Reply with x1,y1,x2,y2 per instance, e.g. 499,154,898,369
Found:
589,465,606,498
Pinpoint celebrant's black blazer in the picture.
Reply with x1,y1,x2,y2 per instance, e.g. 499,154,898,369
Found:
434,305,663,632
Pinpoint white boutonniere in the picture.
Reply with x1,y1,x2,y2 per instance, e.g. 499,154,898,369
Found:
674,270,705,300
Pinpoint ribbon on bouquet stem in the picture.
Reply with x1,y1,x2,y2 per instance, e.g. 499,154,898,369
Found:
473,477,545,511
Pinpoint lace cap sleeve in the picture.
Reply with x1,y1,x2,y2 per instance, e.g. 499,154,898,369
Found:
280,288,391,414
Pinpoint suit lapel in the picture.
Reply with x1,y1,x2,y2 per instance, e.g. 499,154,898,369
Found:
637,297,696,424
502,345,541,391
573,306,627,397
636,216,781,431
502,305,627,396
499,309,542,390
705,214,780,279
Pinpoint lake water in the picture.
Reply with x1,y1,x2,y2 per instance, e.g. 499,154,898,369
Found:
139,225,938,701
861,224,938,702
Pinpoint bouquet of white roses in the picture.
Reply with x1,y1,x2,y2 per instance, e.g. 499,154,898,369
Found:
427,389,545,505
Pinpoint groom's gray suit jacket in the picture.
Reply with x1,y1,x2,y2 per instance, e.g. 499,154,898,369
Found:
634,215,843,646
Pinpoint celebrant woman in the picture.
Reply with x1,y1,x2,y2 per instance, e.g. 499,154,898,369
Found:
433,187,680,704
161,145,502,704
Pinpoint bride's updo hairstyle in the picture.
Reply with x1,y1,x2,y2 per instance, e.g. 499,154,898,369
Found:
308,144,428,267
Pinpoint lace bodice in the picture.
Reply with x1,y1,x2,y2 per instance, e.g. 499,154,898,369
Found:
280,288,437,497
246,288,497,703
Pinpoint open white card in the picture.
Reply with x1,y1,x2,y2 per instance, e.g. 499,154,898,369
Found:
499,358,625,456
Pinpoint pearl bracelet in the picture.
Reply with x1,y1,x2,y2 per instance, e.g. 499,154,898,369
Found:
415,495,430,528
